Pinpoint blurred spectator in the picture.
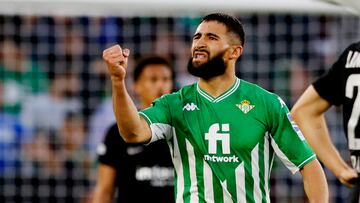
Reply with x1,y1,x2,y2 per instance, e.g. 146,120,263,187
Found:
154,31,196,88
20,71,81,132
88,97,115,158
22,128,61,177
58,112,91,171
57,112,92,203
0,82,26,175
0,39,49,115
98,17,122,50
48,17,85,60
87,59,114,156
273,58,311,106
10,128,62,203
15,112,91,203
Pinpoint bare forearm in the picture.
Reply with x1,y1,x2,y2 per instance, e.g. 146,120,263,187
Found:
292,86,358,186
292,109,351,180
92,165,116,203
301,160,328,203
92,189,113,203
112,80,150,143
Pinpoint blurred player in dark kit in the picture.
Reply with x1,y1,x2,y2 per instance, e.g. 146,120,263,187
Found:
92,56,174,203
292,42,360,203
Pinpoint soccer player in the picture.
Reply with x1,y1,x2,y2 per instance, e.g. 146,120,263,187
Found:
292,42,360,202
92,56,174,203
103,13,328,202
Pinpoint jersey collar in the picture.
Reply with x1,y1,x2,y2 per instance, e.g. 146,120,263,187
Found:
196,78,240,103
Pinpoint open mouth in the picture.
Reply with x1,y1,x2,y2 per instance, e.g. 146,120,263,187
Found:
193,51,208,62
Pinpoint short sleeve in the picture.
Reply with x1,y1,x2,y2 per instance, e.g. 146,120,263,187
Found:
139,95,173,143
97,124,126,167
312,44,352,106
269,96,316,174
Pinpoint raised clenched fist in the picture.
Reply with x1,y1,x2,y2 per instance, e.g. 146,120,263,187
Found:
102,44,130,81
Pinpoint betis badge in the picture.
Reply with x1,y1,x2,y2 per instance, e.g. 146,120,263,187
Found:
236,100,255,114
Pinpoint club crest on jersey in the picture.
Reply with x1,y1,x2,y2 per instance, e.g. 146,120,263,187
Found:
236,100,255,114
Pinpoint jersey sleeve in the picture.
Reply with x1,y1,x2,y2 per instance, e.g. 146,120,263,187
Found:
268,96,316,174
139,95,173,143
97,124,126,167
312,44,353,106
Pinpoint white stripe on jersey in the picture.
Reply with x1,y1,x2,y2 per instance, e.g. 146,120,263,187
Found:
298,154,316,169
173,132,184,203
149,123,174,143
235,162,246,203
203,160,214,203
197,84,214,102
264,133,271,202
197,78,240,103
251,144,261,203
214,78,240,103
221,180,233,203
269,133,298,174
139,112,153,124
185,139,199,203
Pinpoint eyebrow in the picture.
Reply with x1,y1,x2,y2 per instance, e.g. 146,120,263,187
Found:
207,33,220,39
193,32,220,39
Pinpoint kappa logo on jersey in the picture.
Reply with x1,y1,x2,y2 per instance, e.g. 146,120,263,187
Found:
346,51,360,68
183,103,199,111
236,100,255,114
287,113,305,141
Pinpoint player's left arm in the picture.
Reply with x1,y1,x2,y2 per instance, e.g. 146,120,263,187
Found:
268,94,328,202
292,85,358,187
299,159,328,203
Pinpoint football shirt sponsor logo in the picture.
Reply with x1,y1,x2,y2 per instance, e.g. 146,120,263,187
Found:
205,123,230,154
135,166,174,186
204,154,239,163
204,123,239,163
346,51,360,68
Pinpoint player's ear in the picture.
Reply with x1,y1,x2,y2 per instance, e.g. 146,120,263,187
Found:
229,45,243,60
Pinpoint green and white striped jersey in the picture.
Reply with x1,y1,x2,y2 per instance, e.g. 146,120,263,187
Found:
139,78,315,203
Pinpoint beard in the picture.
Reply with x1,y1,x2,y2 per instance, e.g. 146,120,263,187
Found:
187,51,227,80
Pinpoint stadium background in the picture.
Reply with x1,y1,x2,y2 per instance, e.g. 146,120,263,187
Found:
0,1,359,202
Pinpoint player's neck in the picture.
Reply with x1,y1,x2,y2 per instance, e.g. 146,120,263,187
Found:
198,73,237,98
140,100,152,110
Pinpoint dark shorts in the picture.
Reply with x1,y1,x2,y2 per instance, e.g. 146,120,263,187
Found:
349,177,360,203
